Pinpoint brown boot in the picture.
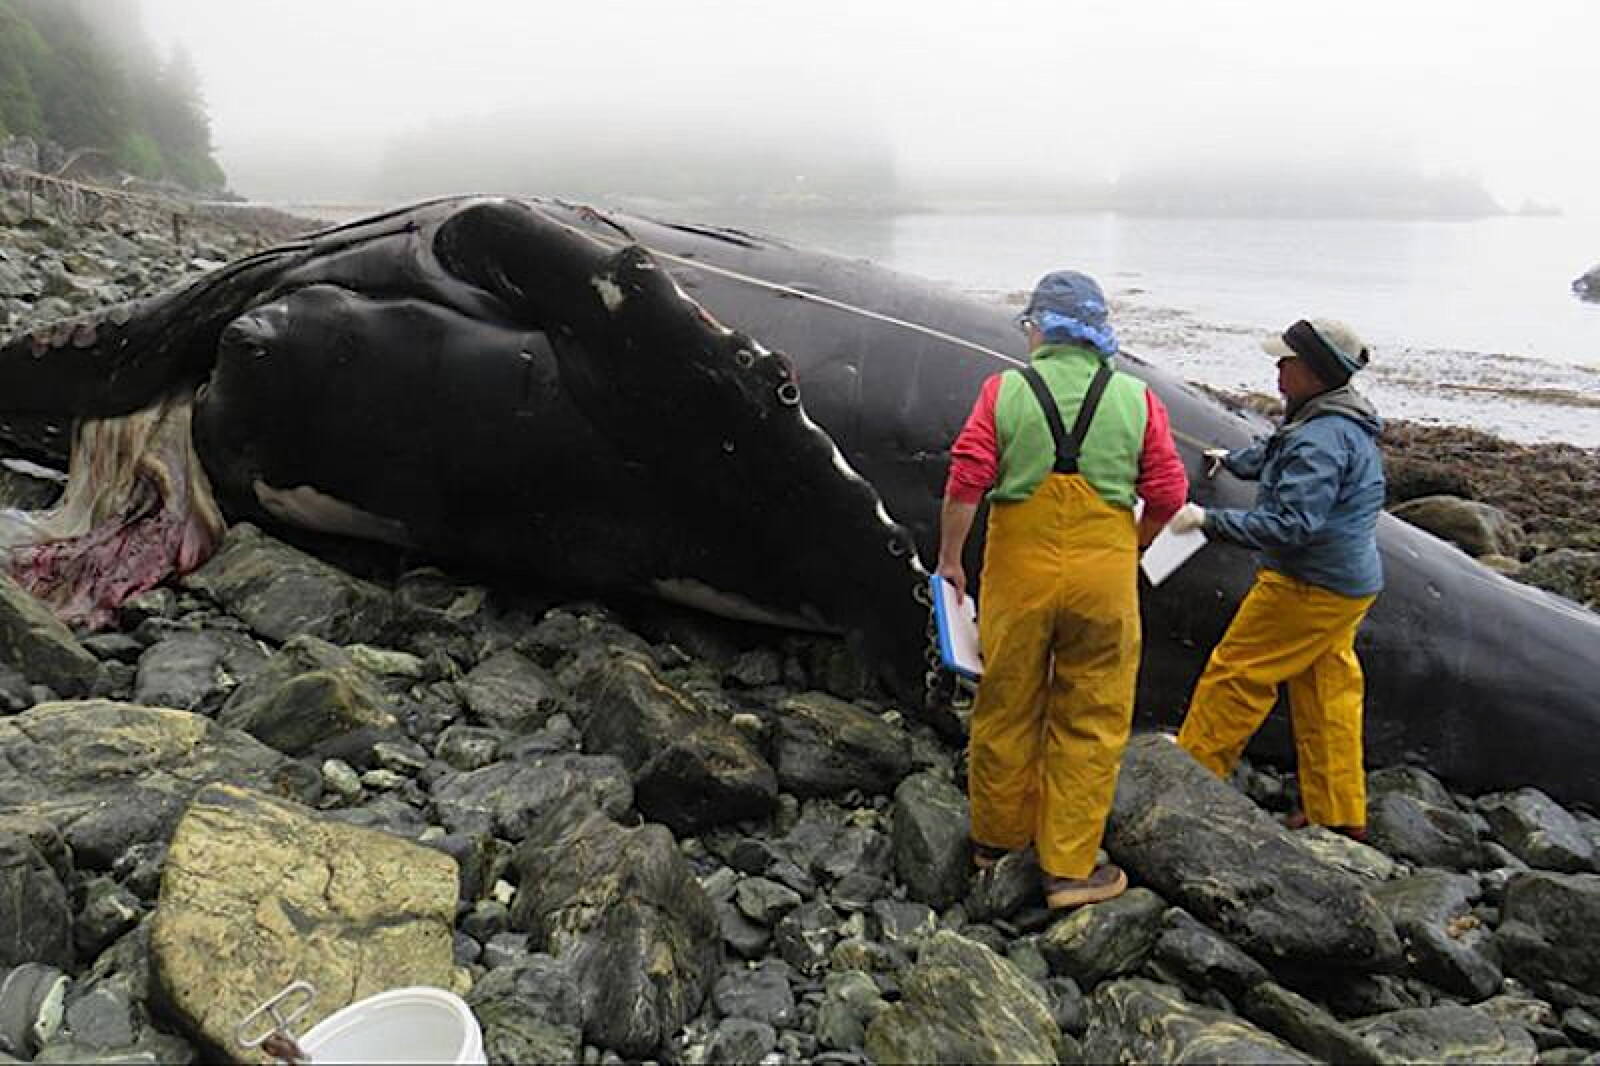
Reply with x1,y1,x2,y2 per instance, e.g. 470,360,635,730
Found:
1043,863,1128,909
1285,810,1367,842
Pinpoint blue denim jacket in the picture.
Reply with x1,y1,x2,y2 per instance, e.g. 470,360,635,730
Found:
1205,386,1385,597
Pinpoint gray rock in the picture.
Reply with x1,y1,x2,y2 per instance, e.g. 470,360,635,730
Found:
33,1031,196,1064
865,930,1060,1064
320,758,362,798
1349,1004,1538,1064
1371,870,1502,1001
1366,767,1484,870
816,970,886,1051
0,963,68,1058
216,635,397,756
1038,886,1164,989
0,572,98,696
133,629,268,714
1106,735,1400,970
966,848,1040,923
73,877,141,959
815,825,893,884
871,900,938,949
1479,789,1597,873
150,784,459,1061
1390,495,1524,558
1082,977,1313,1064
0,702,318,869
0,834,71,969
574,650,777,834
180,523,396,645
773,900,841,976
467,954,585,1066
705,1017,777,1065
713,959,795,1027
1477,995,1572,1052
1241,981,1385,1065
774,692,913,797
510,802,718,1059
458,649,566,733
717,901,771,960
434,724,503,772
432,751,632,840
1150,908,1271,1001
1495,871,1600,1003
891,772,971,909
735,876,802,926
61,983,135,1049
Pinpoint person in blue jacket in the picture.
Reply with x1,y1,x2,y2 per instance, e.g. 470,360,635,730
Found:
1166,317,1385,838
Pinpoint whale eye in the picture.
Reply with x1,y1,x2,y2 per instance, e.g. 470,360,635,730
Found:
776,382,800,406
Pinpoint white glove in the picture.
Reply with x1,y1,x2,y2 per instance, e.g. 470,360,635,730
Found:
1203,448,1229,479
1168,503,1206,535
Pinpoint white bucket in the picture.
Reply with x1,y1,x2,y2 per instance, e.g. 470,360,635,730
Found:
296,986,486,1064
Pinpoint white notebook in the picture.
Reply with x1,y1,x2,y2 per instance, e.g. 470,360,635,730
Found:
929,574,983,679
1141,525,1207,586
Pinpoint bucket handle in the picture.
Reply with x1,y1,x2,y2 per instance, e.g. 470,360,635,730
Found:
236,980,318,1063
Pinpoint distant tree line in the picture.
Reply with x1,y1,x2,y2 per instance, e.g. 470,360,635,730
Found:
0,0,224,191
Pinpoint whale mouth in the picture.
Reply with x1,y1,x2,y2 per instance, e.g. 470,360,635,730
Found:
0,394,224,629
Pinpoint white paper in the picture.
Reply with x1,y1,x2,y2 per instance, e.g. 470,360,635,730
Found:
930,575,983,678
1140,525,1207,586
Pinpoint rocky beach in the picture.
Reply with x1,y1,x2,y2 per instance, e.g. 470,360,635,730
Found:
2,178,1600,1065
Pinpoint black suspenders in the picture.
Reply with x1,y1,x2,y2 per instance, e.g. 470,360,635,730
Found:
1016,362,1115,474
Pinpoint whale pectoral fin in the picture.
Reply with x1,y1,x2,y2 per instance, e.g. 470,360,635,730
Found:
436,201,935,702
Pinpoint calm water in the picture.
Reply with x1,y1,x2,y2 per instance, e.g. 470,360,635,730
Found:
747,211,1600,366
732,210,1600,446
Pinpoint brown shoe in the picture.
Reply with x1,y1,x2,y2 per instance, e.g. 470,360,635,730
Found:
972,842,1010,870
1044,863,1128,909
1285,810,1367,842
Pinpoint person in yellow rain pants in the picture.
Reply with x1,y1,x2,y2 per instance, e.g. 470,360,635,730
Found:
1167,317,1385,839
936,271,1188,909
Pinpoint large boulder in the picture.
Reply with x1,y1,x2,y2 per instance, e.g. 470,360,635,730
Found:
0,702,318,869
1389,496,1523,558
1478,788,1597,873
1081,977,1314,1064
1038,888,1166,990
1494,871,1600,1005
0,572,99,696
180,523,396,646
1370,871,1502,1001
890,772,971,909
0,832,72,969
1366,767,1483,870
133,628,271,714
217,635,397,756
772,691,912,797
1105,735,1400,971
431,752,632,842
1348,1004,1537,1064
572,650,776,834
510,800,718,1059
150,785,460,1063
864,930,1060,1064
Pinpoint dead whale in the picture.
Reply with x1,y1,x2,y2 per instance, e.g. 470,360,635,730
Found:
1,196,1597,806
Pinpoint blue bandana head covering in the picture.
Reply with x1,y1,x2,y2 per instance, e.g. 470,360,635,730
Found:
1020,270,1118,356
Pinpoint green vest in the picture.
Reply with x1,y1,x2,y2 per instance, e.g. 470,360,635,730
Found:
990,344,1149,508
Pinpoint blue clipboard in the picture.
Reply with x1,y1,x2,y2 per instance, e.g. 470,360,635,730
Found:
929,574,983,680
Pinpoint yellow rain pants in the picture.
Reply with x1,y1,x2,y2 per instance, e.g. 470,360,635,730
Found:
1177,568,1377,827
969,473,1139,880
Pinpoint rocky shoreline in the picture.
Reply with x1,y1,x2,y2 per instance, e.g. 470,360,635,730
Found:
2,188,1599,1065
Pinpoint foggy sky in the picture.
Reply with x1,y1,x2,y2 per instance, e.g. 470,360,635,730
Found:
137,0,1599,214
